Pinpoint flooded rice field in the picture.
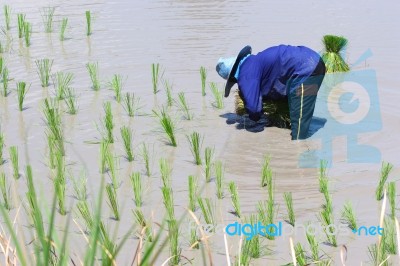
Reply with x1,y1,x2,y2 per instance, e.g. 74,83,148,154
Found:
0,0,399,265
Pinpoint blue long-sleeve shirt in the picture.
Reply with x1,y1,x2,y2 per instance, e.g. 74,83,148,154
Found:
237,45,321,120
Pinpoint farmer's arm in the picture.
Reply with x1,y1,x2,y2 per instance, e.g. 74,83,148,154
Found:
238,78,263,121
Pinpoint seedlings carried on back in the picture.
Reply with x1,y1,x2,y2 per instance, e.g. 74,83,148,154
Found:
16,81,28,111
9,146,19,179
0,173,12,210
204,147,214,183
106,183,119,220
108,74,124,103
4,5,11,31
188,175,198,212
200,66,207,96
159,158,172,188
122,92,141,117
60,18,68,41
376,161,393,200
341,201,357,231
177,92,193,120
153,107,177,147
387,181,396,219
120,126,134,162
322,35,350,73
187,131,203,165
41,7,55,33
35,59,53,87
228,181,241,217
284,192,295,226
85,11,92,36
86,62,100,90
23,21,31,47
151,63,162,94
130,172,142,207
17,13,25,38
210,82,224,109
215,161,224,199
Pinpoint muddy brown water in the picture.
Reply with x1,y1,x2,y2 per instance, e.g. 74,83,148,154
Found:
0,0,400,265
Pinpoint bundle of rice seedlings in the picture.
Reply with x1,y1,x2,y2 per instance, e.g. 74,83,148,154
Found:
261,155,272,187
60,18,68,41
187,131,203,165
85,11,92,36
322,35,350,73
16,81,28,111
120,126,134,162
4,5,11,30
305,222,319,262
140,143,152,177
257,200,276,240
42,98,64,155
86,62,100,90
247,214,261,258
151,63,162,94
200,66,207,96
284,192,295,226
9,146,19,179
159,158,172,188
188,175,198,211
388,182,396,218
228,181,241,217
103,101,114,143
341,201,357,230
161,187,175,220
54,72,73,100
64,87,78,115
204,147,214,182
106,183,120,220
130,172,142,207
319,208,337,247
41,7,55,33
0,173,12,210
294,243,308,266
17,13,25,38
122,92,142,117
71,172,87,201
376,161,393,200
23,21,31,47
108,74,124,103
168,219,181,265
153,107,177,147
210,82,224,109
215,161,224,199
36,59,53,87
177,92,193,120
197,197,215,227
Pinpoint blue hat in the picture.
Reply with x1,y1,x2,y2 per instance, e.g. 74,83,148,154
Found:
215,45,252,97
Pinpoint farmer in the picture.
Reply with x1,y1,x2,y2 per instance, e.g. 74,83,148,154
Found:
216,45,326,140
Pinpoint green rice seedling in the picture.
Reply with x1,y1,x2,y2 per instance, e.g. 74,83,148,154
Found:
341,201,357,230
305,222,319,261
99,140,110,173
16,81,28,111
159,158,172,188
64,87,78,114
60,17,68,41
189,220,199,249
106,152,119,189
388,181,396,218
376,161,393,200
71,172,87,201
322,192,333,217
4,5,11,31
54,71,73,100
322,35,350,73
17,13,25,38
122,92,141,117
234,238,251,266
319,208,337,247
0,132,4,164
23,21,31,47
382,218,397,255
200,66,207,96
197,197,215,227
151,63,162,94
164,79,174,107
188,175,198,211
42,98,64,154
228,181,241,217
86,62,100,90
204,146,214,182
108,74,124,103
284,192,295,226
41,7,55,33
120,126,134,162
85,11,92,36
215,160,224,199
0,57,2,73
130,172,142,207
247,214,261,258
368,243,388,266
76,200,93,228
177,92,193,120
103,101,114,143
140,142,152,177
210,82,224,109
319,159,329,194
168,219,181,265
153,107,177,147
47,134,58,169
294,242,308,266
106,183,120,220
187,131,203,165
257,200,276,240
2,67,9,97
36,59,53,87
132,208,153,242
162,186,175,220
54,150,66,215
260,155,272,187
0,173,12,210
9,146,19,179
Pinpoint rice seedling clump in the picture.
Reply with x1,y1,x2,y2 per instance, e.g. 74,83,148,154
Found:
321,35,350,73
